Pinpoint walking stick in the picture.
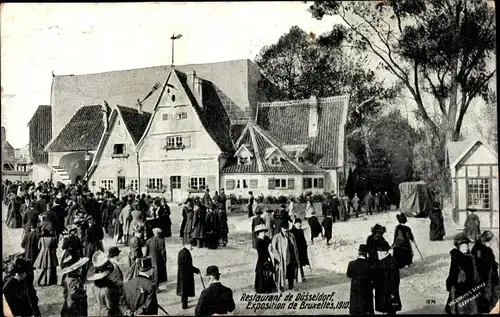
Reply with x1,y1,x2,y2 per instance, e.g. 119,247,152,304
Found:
200,274,206,289
412,240,424,260
158,303,169,315
308,264,312,274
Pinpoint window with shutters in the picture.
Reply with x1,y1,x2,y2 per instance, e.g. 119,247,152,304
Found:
189,177,206,191
303,177,325,189
166,135,189,150
238,156,251,165
226,179,235,190
270,156,281,166
236,179,249,189
274,179,287,189
249,179,258,188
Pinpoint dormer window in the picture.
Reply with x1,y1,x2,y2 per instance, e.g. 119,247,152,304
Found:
271,156,281,166
238,156,251,165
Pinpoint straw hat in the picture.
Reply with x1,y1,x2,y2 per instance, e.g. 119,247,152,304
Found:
60,257,89,275
87,251,112,281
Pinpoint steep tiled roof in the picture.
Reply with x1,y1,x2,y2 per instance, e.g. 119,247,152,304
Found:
50,59,267,139
116,105,152,145
174,70,234,153
28,105,52,164
257,96,349,169
230,123,246,144
46,105,110,152
223,121,325,174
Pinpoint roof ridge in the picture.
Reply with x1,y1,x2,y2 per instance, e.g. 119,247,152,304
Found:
251,122,303,173
116,104,152,116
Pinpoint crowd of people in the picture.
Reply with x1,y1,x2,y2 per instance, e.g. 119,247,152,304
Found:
2,179,236,317
2,179,498,316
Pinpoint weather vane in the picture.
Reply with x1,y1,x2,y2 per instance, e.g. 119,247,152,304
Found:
170,33,183,67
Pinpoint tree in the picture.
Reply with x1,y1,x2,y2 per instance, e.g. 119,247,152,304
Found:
348,109,418,199
307,0,496,142
255,25,400,130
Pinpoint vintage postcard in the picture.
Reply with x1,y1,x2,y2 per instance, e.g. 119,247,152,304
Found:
1,2,498,316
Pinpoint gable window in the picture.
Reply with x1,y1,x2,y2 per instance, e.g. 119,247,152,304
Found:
303,177,324,189
238,156,250,165
101,179,114,192
113,144,126,155
271,156,281,166
176,112,187,120
162,113,169,121
166,136,186,149
189,177,206,191
147,178,163,191
468,178,490,209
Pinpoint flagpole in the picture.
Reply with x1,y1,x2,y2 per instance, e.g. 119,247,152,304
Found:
170,33,183,67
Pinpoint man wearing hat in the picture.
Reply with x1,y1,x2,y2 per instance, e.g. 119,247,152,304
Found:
123,256,159,316
3,257,41,317
290,218,310,281
321,210,334,245
205,203,220,249
195,266,235,316
177,242,201,309
372,240,401,314
60,257,89,316
270,221,302,292
347,244,374,315
21,224,41,267
107,246,124,283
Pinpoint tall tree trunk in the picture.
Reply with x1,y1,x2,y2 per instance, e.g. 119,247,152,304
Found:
446,60,459,142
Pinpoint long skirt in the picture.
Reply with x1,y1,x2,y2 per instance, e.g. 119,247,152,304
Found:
125,261,141,281
255,262,276,294
393,247,413,269
6,209,22,228
35,267,57,286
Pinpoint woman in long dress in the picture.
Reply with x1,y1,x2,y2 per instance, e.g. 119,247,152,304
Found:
392,213,415,269
159,198,172,238
33,228,59,286
445,232,480,314
429,202,446,241
254,224,276,293
251,209,266,249
125,224,145,281
183,202,195,245
6,194,22,228
304,198,322,244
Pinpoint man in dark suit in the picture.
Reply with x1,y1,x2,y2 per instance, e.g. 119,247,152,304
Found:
195,266,235,316
123,256,158,316
347,244,374,315
177,243,201,309
331,193,340,222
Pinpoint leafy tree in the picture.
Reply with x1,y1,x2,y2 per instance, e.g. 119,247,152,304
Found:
255,25,400,130
307,0,496,142
347,109,418,200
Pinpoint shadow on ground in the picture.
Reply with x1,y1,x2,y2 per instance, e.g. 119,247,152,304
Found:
400,253,449,279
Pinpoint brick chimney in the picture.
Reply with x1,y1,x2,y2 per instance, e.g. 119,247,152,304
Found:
308,95,319,137
137,101,143,115
102,101,109,131
188,70,203,107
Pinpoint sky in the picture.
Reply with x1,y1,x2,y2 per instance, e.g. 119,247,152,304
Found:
1,2,343,148
0,2,494,149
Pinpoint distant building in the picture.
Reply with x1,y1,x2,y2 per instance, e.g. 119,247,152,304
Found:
446,139,499,230
2,126,31,181
45,104,111,184
45,59,355,199
87,105,151,197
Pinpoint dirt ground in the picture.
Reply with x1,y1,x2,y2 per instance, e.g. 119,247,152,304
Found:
2,203,499,316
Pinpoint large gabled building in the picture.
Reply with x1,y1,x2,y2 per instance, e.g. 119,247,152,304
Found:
28,105,52,182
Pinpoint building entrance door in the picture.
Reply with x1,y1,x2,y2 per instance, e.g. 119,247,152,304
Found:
170,176,182,202
117,176,126,198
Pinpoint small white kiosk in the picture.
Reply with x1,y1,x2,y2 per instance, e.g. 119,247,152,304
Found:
446,139,498,230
